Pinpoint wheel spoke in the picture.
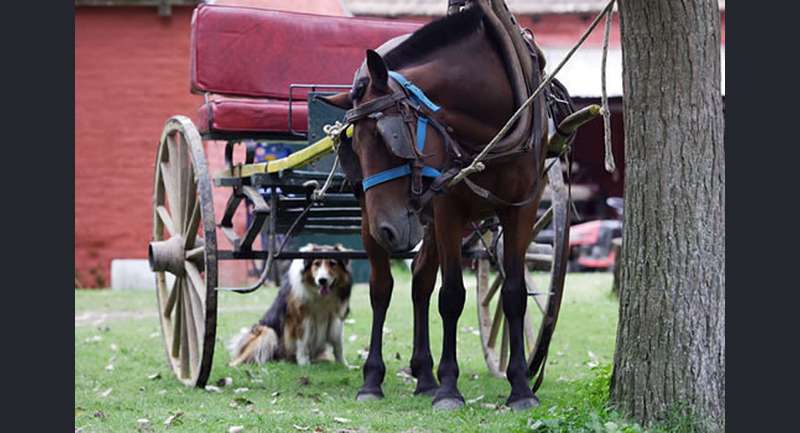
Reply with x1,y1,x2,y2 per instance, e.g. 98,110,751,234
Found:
171,280,183,358
488,297,504,348
163,277,179,318
160,161,183,231
179,290,191,379
184,261,207,304
179,134,196,231
531,206,554,239
183,199,201,249
499,317,509,372
482,274,504,306
182,281,200,376
156,206,178,238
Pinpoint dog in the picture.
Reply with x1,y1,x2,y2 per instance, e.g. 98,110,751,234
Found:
228,243,352,366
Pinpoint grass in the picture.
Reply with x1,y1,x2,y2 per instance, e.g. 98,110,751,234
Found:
76,268,647,433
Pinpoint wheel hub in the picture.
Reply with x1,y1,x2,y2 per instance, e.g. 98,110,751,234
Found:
149,236,186,276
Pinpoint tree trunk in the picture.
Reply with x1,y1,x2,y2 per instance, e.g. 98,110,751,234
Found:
611,1,725,432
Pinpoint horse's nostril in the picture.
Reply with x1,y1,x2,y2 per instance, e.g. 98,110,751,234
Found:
380,224,397,245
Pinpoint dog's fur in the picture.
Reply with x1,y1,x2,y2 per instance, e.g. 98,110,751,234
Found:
228,244,353,366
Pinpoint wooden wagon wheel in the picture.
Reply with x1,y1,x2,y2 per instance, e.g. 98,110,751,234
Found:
150,116,218,388
477,157,570,382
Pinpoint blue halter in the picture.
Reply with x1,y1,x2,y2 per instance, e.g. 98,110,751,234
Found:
361,71,442,191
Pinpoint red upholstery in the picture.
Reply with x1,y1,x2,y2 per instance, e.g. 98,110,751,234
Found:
191,4,421,100
198,97,308,134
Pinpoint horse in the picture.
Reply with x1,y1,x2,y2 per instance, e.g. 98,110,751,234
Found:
323,6,549,411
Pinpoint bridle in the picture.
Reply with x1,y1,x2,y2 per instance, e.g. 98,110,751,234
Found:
343,71,454,211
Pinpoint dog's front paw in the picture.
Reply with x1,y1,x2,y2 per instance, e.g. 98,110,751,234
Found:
296,355,311,366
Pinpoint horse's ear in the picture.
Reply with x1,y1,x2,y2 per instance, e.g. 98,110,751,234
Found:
366,49,389,93
319,92,352,110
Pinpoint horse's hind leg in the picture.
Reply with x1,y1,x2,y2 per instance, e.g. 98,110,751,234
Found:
431,207,466,410
498,206,540,410
410,225,440,396
356,229,393,401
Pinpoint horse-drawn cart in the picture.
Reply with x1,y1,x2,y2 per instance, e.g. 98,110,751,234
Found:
149,3,576,392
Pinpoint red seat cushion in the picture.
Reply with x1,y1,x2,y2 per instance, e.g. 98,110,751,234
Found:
198,97,308,134
191,4,422,100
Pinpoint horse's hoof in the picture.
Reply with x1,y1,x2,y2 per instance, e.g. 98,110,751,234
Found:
432,398,464,411
507,396,540,411
356,390,384,401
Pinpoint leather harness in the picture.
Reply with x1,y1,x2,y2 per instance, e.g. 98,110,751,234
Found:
342,70,552,216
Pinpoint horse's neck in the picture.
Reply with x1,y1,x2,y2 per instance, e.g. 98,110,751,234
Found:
400,38,515,152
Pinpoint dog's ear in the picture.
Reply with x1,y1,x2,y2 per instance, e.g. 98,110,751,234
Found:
333,243,350,268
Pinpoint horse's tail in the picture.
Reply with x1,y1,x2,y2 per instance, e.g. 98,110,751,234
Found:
227,325,280,366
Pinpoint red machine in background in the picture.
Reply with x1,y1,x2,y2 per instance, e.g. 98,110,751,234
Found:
568,197,623,271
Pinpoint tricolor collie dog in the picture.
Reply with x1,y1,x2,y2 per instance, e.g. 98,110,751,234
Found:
228,244,352,366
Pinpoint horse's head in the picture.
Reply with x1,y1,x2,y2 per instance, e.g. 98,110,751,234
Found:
324,50,430,252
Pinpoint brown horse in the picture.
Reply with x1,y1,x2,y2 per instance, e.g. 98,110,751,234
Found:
324,7,548,411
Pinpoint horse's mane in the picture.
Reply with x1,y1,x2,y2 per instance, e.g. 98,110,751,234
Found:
383,7,484,69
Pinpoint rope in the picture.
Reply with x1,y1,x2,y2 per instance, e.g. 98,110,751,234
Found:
601,0,616,173
448,0,617,188
312,121,347,201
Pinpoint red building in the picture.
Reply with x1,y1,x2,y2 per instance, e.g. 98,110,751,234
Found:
75,0,346,288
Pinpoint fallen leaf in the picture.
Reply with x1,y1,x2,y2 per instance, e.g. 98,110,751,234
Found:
99,388,113,398
85,335,103,343
345,318,355,325
334,417,351,424
147,372,161,380
232,397,254,407
466,395,484,404
271,391,280,397
110,343,119,351
105,364,114,372
157,389,168,395
348,335,358,342
205,385,223,393
137,418,153,433
234,387,249,394
293,425,309,431
470,373,480,380
270,398,278,405
229,426,244,433
528,419,545,431
149,332,160,338
217,377,234,387
164,411,184,426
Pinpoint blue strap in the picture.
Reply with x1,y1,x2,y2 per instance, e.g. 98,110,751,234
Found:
362,164,441,191
388,71,440,112
361,71,443,192
416,117,428,152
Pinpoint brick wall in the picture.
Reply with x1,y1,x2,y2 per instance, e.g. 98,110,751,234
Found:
76,6,249,287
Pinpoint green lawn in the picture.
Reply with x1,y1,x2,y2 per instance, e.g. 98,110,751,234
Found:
76,269,646,433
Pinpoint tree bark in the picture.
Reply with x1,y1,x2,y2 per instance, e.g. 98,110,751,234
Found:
611,1,725,432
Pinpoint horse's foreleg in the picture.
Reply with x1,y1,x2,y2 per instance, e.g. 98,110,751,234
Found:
356,228,393,401
498,206,540,410
410,225,439,396
431,208,466,410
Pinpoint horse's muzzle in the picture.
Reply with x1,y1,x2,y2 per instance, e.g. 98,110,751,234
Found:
372,212,423,253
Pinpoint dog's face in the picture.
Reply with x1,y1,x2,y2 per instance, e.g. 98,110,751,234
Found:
301,244,351,297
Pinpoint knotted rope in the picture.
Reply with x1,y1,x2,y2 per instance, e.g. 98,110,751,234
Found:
449,0,617,188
